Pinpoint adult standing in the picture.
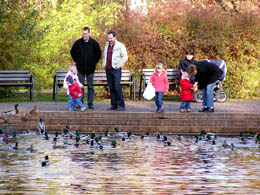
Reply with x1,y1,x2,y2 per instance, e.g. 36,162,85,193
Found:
102,31,128,111
187,61,223,113
178,49,197,83
70,27,101,109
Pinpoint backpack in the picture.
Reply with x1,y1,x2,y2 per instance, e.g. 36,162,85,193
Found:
204,59,227,81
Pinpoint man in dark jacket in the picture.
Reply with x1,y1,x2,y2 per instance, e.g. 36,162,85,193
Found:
187,61,223,112
70,27,101,109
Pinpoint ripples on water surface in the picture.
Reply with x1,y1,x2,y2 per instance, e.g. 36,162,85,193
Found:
0,132,259,194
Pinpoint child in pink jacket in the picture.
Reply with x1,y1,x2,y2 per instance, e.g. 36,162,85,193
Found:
150,63,169,112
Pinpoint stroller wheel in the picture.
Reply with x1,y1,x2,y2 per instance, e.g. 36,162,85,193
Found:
216,90,227,103
194,91,203,103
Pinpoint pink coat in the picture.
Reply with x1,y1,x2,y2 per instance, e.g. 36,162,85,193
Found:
150,71,169,92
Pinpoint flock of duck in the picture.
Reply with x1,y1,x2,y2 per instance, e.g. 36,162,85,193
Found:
0,104,260,168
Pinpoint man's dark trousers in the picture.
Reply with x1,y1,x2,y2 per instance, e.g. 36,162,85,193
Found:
78,72,94,107
105,68,125,109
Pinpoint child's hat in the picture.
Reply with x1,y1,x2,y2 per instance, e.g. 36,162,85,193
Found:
66,76,74,84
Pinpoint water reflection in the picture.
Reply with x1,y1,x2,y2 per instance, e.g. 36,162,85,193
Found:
0,133,259,194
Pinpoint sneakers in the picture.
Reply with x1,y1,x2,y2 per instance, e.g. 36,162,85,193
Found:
80,107,86,112
180,109,185,113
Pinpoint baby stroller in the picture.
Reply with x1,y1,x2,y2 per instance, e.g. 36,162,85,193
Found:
193,59,228,103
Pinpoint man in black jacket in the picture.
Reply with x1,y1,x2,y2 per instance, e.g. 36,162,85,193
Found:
70,27,101,109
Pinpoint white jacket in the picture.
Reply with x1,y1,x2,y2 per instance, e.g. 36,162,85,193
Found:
63,71,83,95
102,40,128,69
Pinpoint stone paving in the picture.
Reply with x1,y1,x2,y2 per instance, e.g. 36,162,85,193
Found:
0,100,260,113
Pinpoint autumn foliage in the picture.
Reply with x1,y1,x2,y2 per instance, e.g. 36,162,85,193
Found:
1,0,260,99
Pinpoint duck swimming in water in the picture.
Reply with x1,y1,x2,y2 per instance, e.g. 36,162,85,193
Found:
41,155,49,167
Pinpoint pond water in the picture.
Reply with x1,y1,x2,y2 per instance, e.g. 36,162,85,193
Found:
0,131,259,194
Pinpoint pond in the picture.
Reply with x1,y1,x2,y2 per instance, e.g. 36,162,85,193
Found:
0,131,259,194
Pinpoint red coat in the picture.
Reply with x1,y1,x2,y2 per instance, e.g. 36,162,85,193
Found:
68,82,83,98
180,79,194,102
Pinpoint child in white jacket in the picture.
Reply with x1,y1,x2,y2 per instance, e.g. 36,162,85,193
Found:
63,64,83,111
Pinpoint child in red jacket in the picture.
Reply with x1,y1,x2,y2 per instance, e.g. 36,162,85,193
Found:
179,72,197,112
150,63,169,113
66,76,86,112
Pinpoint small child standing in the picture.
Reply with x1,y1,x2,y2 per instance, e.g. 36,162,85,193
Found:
66,76,86,112
150,63,169,113
63,64,83,111
179,72,197,112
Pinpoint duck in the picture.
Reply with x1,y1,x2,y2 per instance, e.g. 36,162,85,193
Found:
4,104,19,115
255,132,260,144
41,155,49,167
53,140,66,149
63,125,70,135
44,132,49,140
115,127,119,133
104,129,109,136
111,140,116,148
75,136,80,147
222,140,229,148
29,105,39,117
26,144,34,152
177,134,182,141
164,141,171,146
195,135,199,143
3,134,16,144
127,131,132,138
140,135,144,139
10,142,19,150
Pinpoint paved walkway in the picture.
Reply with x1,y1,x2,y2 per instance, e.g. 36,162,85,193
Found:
0,100,260,113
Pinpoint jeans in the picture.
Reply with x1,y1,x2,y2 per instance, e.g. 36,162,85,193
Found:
67,95,73,109
155,92,164,109
180,101,191,110
106,68,125,108
71,97,86,111
78,72,94,106
202,81,216,108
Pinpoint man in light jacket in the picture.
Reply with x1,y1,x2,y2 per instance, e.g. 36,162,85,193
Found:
102,31,128,111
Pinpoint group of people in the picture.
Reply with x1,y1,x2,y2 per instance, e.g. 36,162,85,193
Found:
64,26,223,113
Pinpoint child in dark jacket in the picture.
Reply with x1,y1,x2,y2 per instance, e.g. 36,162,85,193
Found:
179,72,197,112
150,63,169,113
66,76,86,112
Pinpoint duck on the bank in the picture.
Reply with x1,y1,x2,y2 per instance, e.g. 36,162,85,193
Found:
41,155,49,167
255,132,260,144
4,104,19,115
29,105,39,117
38,118,46,134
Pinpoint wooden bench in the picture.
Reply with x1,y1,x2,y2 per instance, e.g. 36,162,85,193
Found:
0,70,35,102
53,70,136,102
139,68,179,100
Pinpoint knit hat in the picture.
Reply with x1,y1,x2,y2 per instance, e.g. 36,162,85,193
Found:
66,76,74,84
